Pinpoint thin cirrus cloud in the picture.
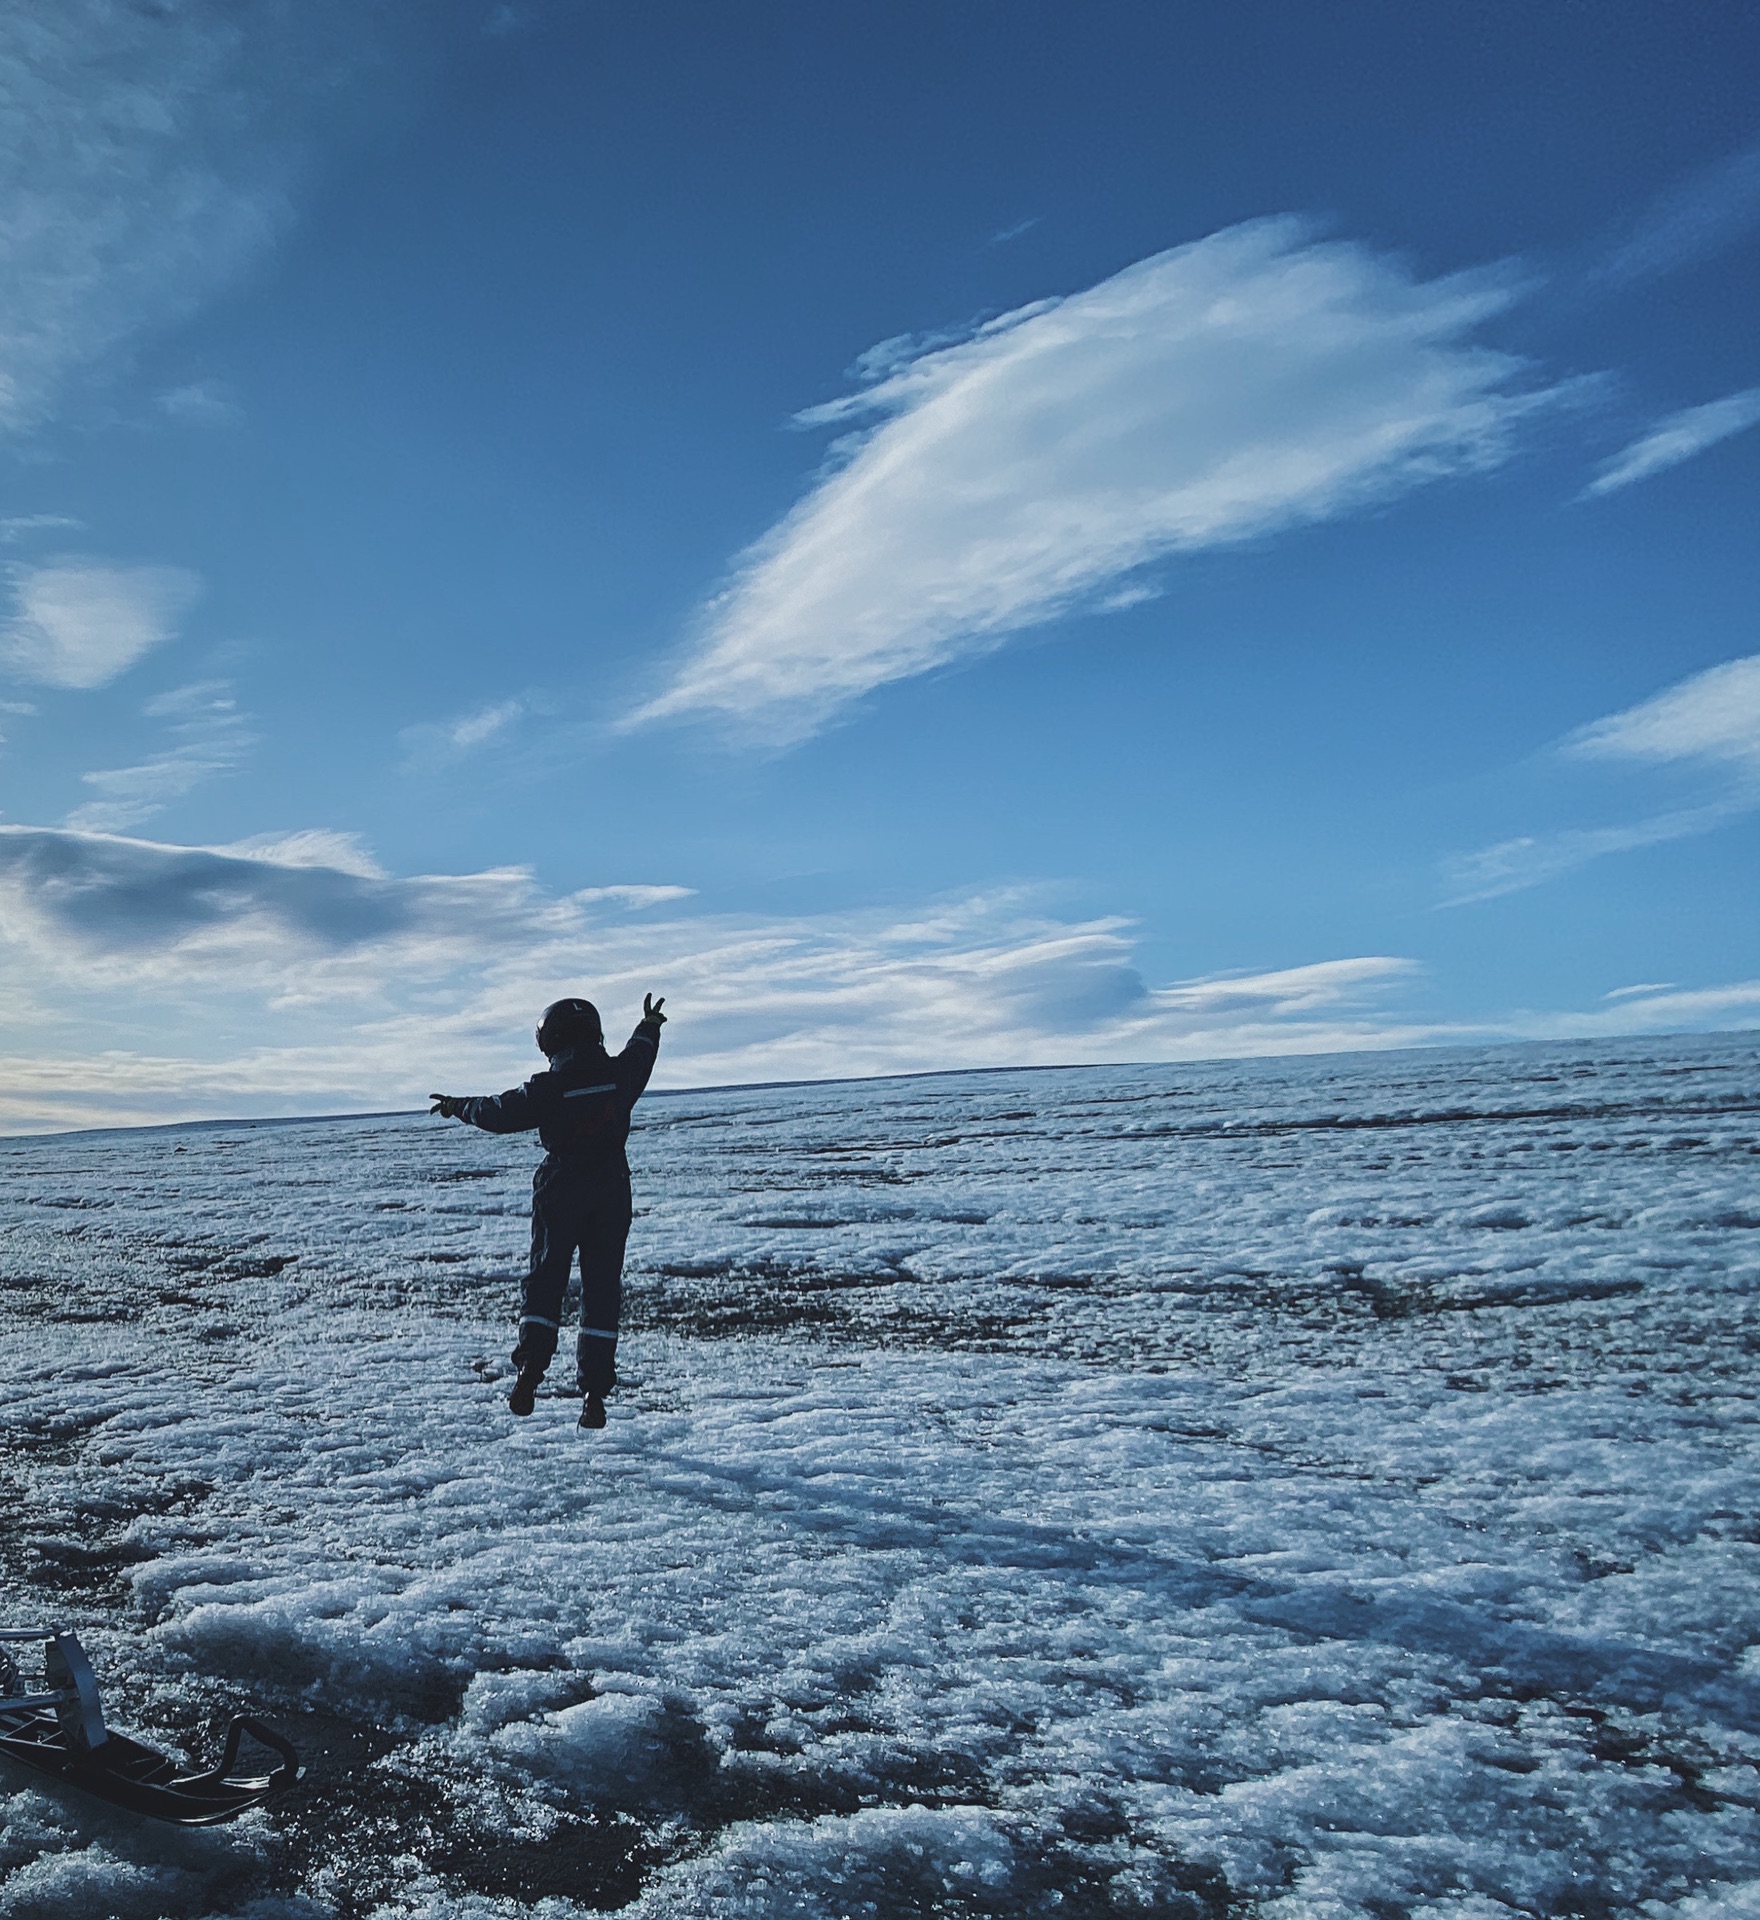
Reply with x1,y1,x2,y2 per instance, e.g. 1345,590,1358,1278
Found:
1443,654,1760,904
1594,140,1760,288
0,0,285,432
0,558,201,689
399,696,533,769
0,515,82,543
1567,652,1760,774
0,1,423,436
65,681,256,832
628,215,1566,742
0,820,1424,1130
1582,387,1760,498
153,379,243,426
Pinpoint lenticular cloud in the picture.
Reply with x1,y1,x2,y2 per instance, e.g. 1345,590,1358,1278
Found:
632,217,1558,741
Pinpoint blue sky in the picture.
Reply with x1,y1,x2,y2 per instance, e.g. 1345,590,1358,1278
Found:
0,0,1756,1130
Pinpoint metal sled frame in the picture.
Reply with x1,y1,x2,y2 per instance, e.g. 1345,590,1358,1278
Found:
0,1627,300,1825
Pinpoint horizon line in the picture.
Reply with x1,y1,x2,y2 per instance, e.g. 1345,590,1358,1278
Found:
2,1024,1752,1145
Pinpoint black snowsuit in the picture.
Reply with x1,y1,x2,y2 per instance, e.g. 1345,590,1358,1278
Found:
453,1014,662,1395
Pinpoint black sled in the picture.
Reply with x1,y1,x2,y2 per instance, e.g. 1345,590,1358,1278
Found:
0,1627,300,1825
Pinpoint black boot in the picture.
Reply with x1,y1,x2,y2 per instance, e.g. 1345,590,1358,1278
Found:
579,1393,607,1430
508,1367,543,1416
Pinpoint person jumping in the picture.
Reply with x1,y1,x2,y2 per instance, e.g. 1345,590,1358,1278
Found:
430,993,666,1429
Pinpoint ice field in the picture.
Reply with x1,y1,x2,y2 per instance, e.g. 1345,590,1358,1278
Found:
1,1033,1758,1919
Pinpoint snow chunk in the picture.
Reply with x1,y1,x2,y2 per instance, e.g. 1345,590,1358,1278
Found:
491,1684,713,1811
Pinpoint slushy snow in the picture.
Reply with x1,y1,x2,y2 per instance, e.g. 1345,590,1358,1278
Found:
1,1034,1757,1917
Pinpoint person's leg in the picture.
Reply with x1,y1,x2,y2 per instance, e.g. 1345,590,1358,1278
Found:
513,1166,580,1385
575,1171,632,1402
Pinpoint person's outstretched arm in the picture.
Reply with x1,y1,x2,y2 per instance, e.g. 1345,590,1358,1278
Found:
428,1082,542,1133
613,994,666,1106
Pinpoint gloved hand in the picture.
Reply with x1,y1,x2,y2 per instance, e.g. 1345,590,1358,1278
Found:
429,1094,466,1119
643,993,667,1026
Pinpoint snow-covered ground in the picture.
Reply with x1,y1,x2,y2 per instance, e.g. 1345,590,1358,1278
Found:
1,1033,1757,1919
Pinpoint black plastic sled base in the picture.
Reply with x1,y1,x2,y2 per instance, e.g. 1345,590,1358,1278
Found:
0,1628,300,1826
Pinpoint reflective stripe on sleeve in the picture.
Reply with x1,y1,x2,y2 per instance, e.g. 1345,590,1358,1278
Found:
629,1032,656,1049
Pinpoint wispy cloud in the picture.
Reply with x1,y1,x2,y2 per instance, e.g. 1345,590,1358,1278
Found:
399,696,535,768
1444,654,1760,903
1,558,202,689
1583,387,1760,497
1513,978,1760,1040
1441,803,1743,905
0,1,291,431
0,515,82,544
217,829,388,879
1568,652,1760,773
630,217,1565,742
1597,140,1760,287
154,379,242,426
65,681,255,831
0,820,1426,1128
0,1,441,437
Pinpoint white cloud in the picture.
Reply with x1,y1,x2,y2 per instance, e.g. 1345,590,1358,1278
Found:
154,379,241,426
1509,978,1760,1040
399,696,535,768
65,680,255,831
572,885,697,908
1597,141,1760,287
449,699,524,749
0,2,450,436
630,217,1564,741
1567,653,1760,773
0,514,82,543
0,821,1431,1130
1440,803,1743,906
217,829,388,879
1,558,201,688
1444,655,1760,903
0,1,290,431
1583,388,1760,497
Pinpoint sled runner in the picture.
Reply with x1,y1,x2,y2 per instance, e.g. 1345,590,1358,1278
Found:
0,1627,300,1825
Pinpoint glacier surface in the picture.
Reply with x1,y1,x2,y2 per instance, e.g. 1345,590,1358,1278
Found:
0,1033,1757,1918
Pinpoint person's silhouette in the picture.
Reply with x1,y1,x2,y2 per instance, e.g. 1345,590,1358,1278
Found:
432,993,667,1428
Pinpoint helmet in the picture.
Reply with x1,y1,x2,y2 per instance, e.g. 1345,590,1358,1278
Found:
536,997,602,1057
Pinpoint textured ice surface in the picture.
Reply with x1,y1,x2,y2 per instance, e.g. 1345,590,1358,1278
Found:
0,1033,1757,1918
